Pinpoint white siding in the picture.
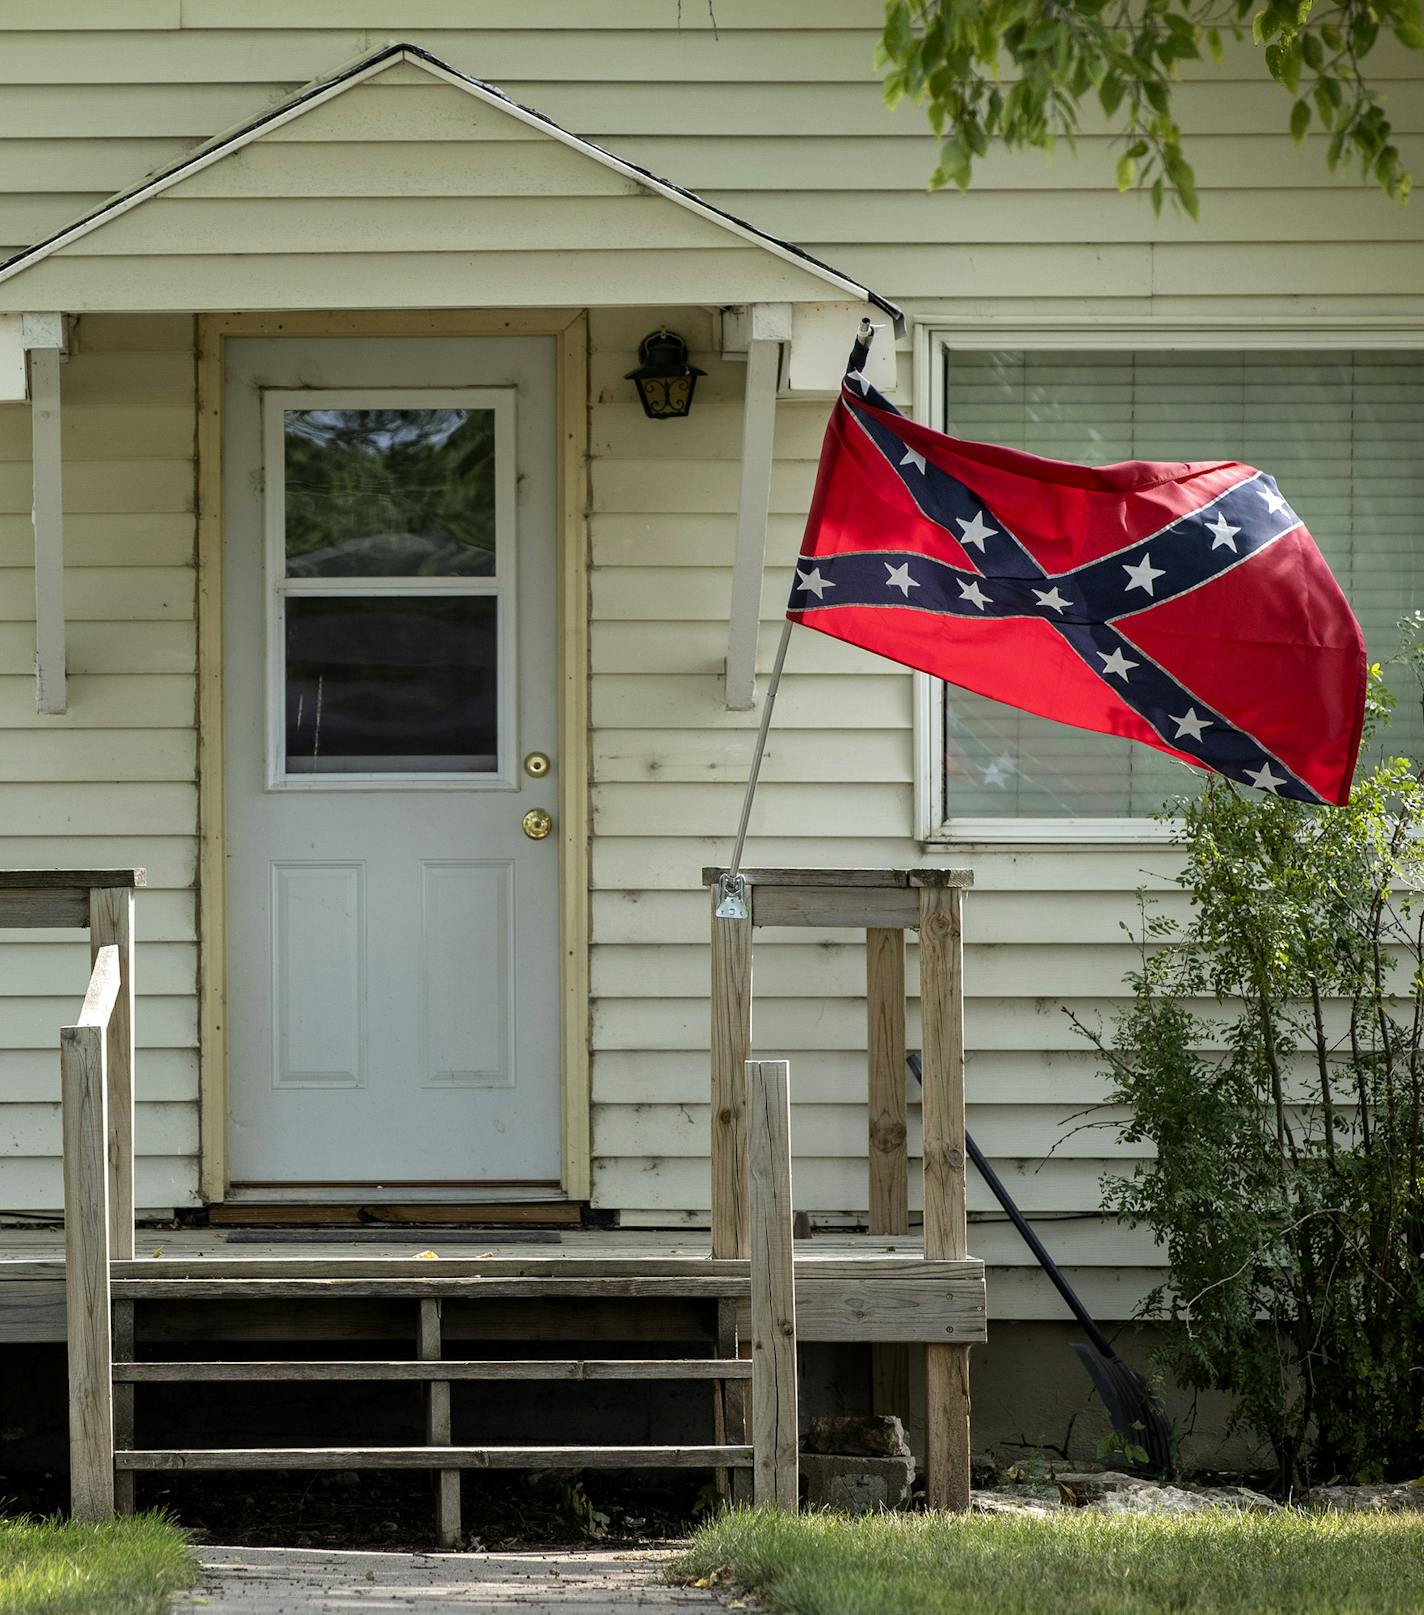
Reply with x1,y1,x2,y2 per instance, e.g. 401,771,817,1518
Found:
0,6,1418,1318
586,308,1185,1297
0,312,199,1215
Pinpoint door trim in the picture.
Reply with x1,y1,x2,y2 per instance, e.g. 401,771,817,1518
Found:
196,309,591,1204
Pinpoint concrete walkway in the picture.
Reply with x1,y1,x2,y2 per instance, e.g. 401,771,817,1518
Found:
171,1545,727,1613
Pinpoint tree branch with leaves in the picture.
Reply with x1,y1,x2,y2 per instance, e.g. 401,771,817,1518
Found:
877,0,1422,216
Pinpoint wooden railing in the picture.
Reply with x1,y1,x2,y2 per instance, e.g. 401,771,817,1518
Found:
707,866,977,1511
746,1058,798,1509
62,944,121,1521
0,869,143,1521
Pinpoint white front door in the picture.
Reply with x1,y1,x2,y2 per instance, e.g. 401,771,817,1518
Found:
223,336,562,1189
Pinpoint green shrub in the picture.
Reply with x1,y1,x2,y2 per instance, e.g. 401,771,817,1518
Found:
1079,645,1424,1489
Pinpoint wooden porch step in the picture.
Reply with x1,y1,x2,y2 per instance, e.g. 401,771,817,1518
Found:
116,1444,753,1471
111,1276,746,1300
114,1358,754,1383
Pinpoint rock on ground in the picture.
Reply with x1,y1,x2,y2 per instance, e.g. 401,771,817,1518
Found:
1304,1483,1424,1513
170,1546,721,1614
973,1468,1280,1516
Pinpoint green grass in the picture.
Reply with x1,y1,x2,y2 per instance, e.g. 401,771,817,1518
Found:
673,1506,1424,1615
0,1513,199,1615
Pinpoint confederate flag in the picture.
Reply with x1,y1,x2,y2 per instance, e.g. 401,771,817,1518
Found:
788,338,1366,806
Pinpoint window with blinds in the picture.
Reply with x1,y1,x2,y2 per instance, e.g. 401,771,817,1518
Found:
940,349,1424,821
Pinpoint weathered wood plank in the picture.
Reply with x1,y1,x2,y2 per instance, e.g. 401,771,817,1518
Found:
113,1359,756,1382
865,927,908,1238
0,868,146,889
61,1018,114,1521
117,1445,754,1471
111,1299,134,1515
752,884,919,930
737,1278,986,1344
18,1255,986,1283
867,923,911,1430
709,883,752,1259
919,884,972,1513
89,887,134,1261
110,1276,749,1299
419,1298,460,1551
0,887,90,927
748,1059,797,1510
703,866,974,889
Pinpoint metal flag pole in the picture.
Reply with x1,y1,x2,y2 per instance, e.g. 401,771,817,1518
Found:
716,318,879,921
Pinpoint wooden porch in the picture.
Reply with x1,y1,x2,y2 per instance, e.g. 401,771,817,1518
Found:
0,866,987,1535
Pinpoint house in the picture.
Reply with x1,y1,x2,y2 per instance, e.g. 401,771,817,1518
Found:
0,5,1420,1471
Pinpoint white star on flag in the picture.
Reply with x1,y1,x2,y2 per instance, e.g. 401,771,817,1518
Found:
1123,553,1166,596
1171,707,1211,742
956,511,997,551
885,561,920,597
1206,514,1240,552
1246,762,1285,792
1033,587,1070,614
1098,647,1138,680
900,446,927,474
1258,485,1289,516
982,760,1011,788
796,566,834,599
958,578,991,611
845,370,872,396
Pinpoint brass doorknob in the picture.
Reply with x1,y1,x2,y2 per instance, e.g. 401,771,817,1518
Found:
522,808,553,840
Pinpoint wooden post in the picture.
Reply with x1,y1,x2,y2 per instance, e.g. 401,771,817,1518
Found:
418,1299,460,1549
918,885,971,1511
748,1058,797,1510
61,946,120,1522
710,884,753,1260
711,882,754,1497
111,1300,135,1515
30,337,66,717
866,926,911,1420
89,886,135,1262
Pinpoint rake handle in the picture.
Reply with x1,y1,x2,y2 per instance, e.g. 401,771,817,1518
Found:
907,1053,1119,1362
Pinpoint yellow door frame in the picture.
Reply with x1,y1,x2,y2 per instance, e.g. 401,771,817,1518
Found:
195,308,591,1204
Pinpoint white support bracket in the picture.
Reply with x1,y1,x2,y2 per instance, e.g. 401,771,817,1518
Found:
23,313,68,715
724,302,791,711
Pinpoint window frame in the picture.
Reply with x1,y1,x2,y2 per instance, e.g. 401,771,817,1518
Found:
913,320,1424,846
261,386,518,792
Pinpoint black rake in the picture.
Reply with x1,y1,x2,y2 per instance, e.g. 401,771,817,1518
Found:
907,1052,1174,1475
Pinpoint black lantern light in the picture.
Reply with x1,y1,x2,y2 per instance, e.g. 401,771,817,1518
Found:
625,328,705,420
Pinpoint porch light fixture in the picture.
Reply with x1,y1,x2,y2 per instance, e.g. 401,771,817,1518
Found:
625,328,704,420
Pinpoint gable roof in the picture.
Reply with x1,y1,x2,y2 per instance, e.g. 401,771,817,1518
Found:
0,41,902,330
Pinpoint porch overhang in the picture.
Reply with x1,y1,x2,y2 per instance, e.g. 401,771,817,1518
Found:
0,41,902,713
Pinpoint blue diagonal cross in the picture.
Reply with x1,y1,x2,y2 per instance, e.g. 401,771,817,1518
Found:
787,372,1321,803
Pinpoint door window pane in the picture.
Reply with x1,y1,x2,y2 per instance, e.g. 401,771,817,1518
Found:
284,407,497,577
285,596,498,775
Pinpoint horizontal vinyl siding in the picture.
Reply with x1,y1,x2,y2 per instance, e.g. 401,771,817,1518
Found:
586,307,1179,1315
0,8,1415,1319
0,14,1418,323
0,312,199,1217
0,64,853,312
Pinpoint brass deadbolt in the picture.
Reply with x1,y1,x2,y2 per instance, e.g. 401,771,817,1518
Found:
523,751,551,778
522,808,553,840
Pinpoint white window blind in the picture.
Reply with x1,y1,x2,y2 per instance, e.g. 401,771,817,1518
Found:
941,349,1424,821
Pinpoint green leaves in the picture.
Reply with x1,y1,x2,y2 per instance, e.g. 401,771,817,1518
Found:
877,0,1417,212
1077,647,1424,1488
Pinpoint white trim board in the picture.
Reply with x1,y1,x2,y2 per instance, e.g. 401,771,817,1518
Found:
0,41,902,332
